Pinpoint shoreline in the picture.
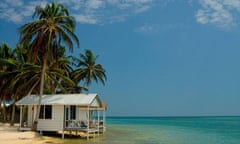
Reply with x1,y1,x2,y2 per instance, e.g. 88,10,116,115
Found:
0,123,62,144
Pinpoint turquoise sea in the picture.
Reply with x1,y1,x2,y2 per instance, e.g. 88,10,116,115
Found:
63,116,240,144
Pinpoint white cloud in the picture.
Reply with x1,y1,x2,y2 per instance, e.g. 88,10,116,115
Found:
5,0,23,7
0,8,23,23
22,1,48,17
3,0,239,29
108,14,128,23
72,14,98,24
0,0,49,24
107,0,153,12
0,0,156,24
86,0,105,9
134,5,151,14
222,0,240,10
135,23,186,34
135,24,163,34
0,2,8,9
136,24,155,33
195,0,240,28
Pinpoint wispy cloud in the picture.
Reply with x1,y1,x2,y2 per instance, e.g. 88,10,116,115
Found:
195,0,240,29
72,14,99,24
85,0,105,9
0,0,48,23
135,23,182,34
67,0,155,24
135,24,160,34
0,0,155,24
2,0,240,30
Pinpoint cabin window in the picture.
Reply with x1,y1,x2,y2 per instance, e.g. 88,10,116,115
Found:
39,105,52,119
70,106,76,119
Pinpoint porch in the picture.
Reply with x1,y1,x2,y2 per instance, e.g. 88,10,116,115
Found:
62,105,106,139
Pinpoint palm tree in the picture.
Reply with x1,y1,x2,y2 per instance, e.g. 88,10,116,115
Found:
47,46,76,94
1,49,74,125
0,43,42,125
0,43,15,121
0,42,15,122
1,43,75,125
71,49,107,93
18,1,79,130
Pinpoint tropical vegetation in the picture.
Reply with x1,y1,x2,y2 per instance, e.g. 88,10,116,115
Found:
0,1,107,128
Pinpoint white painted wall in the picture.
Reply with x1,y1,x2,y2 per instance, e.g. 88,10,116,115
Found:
91,98,100,107
37,105,64,131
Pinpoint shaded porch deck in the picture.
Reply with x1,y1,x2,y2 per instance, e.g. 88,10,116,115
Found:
62,119,106,139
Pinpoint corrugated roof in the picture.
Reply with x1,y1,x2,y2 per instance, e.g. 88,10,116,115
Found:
16,94,100,106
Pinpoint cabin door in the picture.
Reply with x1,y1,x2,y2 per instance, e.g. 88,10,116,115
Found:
65,105,76,121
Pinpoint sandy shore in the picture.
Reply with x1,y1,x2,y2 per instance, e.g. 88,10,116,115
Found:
0,123,62,144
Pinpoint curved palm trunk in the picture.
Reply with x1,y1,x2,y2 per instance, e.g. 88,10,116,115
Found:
32,57,47,131
10,93,17,126
10,101,16,126
2,101,7,123
0,98,2,121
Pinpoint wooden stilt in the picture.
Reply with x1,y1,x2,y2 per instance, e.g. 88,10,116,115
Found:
62,130,64,139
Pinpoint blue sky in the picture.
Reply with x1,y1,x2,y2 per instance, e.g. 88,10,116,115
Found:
1,0,240,116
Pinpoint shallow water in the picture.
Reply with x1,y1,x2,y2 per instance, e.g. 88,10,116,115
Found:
55,117,240,144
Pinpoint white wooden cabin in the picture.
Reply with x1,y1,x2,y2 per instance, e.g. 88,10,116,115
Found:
16,94,106,139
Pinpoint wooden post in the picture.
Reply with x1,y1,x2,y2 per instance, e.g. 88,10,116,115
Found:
62,130,64,139
62,105,65,139
87,105,89,140
97,109,100,135
103,110,106,132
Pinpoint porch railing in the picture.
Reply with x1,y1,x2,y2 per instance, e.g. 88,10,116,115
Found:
65,120,105,131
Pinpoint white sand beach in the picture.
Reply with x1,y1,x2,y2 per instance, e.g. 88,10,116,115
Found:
0,123,61,144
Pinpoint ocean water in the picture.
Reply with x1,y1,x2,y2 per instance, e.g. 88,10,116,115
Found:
62,116,240,144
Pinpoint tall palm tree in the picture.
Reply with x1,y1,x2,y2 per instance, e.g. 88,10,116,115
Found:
71,49,107,93
0,43,42,125
1,43,75,125
47,46,76,93
18,1,79,130
0,43,15,122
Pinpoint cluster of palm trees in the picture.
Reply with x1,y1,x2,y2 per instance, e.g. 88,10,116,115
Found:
0,1,106,127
